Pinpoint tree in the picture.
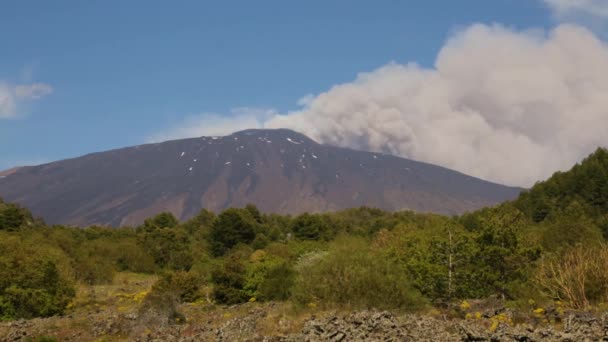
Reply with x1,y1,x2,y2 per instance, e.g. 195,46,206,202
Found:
291,213,331,240
0,201,34,230
139,212,179,232
138,228,193,270
471,206,540,299
0,237,75,319
211,256,249,304
209,209,257,256
245,204,263,224
181,208,216,236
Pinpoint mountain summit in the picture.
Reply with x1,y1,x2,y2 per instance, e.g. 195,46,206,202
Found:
0,129,521,226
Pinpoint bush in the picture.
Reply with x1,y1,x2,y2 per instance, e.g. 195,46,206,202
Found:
149,271,203,303
536,244,608,309
0,258,74,319
241,252,293,301
113,239,157,273
291,237,425,310
211,256,249,304
257,262,294,301
209,209,257,256
0,200,34,231
138,228,193,270
291,213,331,241
139,212,179,232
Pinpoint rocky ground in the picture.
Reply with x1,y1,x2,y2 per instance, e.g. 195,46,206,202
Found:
2,305,608,341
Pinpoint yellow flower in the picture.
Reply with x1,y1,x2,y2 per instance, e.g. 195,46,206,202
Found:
474,312,482,319
533,308,545,315
249,297,257,302
460,300,471,311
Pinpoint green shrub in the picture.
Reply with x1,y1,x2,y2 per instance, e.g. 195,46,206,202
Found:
149,271,203,303
139,212,179,232
209,209,257,256
291,213,331,241
257,262,294,301
241,252,293,300
0,199,34,231
0,257,74,319
114,239,157,273
75,260,114,286
138,228,193,270
211,256,249,304
291,237,425,310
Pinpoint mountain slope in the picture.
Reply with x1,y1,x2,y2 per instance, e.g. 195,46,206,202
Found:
0,129,521,226
514,147,608,222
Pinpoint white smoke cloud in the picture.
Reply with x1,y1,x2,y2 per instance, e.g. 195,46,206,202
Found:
151,23,608,187
147,107,273,143
0,82,53,119
544,0,608,18
266,24,608,187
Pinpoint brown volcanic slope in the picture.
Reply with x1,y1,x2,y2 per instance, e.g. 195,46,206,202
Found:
0,129,521,226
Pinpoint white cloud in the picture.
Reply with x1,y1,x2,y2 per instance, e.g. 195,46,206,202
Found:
147,107,276,143
0,82,53,119
544,0,608,18
266,24,608,187
151,23,608,187
14,83,53,99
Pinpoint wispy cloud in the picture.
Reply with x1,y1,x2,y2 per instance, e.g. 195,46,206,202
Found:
543,0,608,18
146,107,276,143
0,82,53,119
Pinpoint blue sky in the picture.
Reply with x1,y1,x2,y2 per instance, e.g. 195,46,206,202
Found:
2,0,606,185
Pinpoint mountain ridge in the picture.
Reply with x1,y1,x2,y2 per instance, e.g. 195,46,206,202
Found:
0,129,522,226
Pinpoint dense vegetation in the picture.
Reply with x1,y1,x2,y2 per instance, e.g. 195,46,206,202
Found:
0,148,607,321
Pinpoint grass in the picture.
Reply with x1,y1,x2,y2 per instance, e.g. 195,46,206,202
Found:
68,272,158,315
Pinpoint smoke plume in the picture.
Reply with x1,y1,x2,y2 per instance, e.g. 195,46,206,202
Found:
266,24,608,187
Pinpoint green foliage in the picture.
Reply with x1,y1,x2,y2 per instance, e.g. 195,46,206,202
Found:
291,213,331,240
149,271,202,303
72,249,115,285
241,251,293,301
113,239,157,273
469,206,540,299
0,236,74,319
0,199,35,231
138,227,193,270
181,208,215,237
539,201,604,252
139,212,179,232
401,225,477,301
209,208,257,256
515,147,608,221
1,147,607,319
292,237,425,310
257,262,294,301
211,256,249,304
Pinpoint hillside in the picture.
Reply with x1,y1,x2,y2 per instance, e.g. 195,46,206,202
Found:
514,147,608,222
1,149,608,340
0,129,521,226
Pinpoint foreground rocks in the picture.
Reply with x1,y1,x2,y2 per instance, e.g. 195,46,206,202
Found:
1,307,608,341
289,311,608,342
